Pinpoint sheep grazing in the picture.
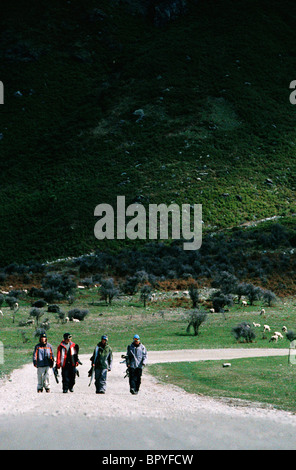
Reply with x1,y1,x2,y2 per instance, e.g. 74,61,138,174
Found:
274,331,284,339
269,334,278,343
253,322,261,328
241,300,247,307
282,326,288,333
263,325,271,332
260,308,265,315
148,293,157,302
71,318,80,323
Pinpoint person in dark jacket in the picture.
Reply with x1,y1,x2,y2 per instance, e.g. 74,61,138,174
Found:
56,333,79,393
126,334,147,395
33,333,54,393
90,335,113,394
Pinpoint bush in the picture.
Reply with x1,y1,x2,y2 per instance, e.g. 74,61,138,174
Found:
189,284,199,308
211,271,238,295
232,322,256,343
245,284,263,305
5,296,18,308
32,299,47,308
47,304,60,313
262,289,277,307
211,291,234,312
286,330,296,342
42,273,76,299
140,284,152,307
30,307,44,326
186,309,208,336
68,308,89,321
100,278,119,305
120,275,139,295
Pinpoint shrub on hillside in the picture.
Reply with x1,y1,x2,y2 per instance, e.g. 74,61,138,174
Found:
185,309,208,336
231,322,256,343
42,272,76,299
210,290,234,312
100,278,119,305
30,307,44,326
68,308,89,321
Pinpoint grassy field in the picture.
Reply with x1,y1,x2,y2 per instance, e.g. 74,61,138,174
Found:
0,0,296,265
148,355,296,413
1,286,295,412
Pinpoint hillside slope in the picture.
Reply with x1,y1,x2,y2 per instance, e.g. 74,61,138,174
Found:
0,0,295,265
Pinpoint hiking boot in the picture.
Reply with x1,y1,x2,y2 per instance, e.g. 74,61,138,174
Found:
130,388,136,395
37,389,43,393
45,389,50,393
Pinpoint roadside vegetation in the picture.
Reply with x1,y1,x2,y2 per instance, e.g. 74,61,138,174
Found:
148,356,296,413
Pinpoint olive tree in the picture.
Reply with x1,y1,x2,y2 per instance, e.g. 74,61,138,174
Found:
186,309,208,336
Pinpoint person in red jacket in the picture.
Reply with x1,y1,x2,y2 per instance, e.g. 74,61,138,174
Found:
56,333,79,393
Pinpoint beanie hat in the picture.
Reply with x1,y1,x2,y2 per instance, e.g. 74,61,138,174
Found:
63,333,72,340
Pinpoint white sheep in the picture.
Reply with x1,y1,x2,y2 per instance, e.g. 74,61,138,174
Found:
263,325,270,332
12,302,19,312
209,308,215,313
282,326,288,333
0,310,3,317
260,308,265,315
274,331,283,339
72,318,80,323
241,300,248,307
269,335,278,343
253,322,261,328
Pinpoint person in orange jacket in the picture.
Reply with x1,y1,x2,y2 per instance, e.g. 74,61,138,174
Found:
56,333,79,393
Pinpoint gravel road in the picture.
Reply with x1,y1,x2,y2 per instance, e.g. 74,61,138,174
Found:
1,348,296,450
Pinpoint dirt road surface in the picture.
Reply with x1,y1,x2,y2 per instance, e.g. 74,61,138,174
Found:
1,348,296,450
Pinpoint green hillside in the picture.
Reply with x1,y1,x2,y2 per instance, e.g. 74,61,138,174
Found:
0,0,295,265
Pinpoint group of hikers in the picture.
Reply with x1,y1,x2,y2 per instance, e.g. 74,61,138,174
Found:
33,332,148,395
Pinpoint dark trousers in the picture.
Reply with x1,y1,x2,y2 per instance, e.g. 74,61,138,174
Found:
62,364,76,391
95,368,108,393
129,367,143,392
